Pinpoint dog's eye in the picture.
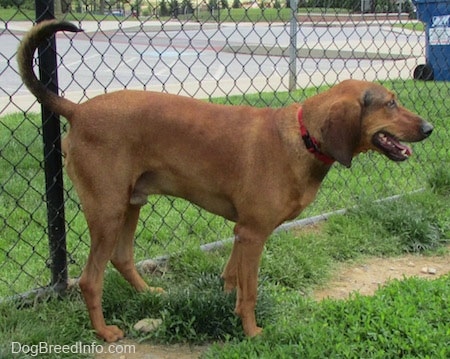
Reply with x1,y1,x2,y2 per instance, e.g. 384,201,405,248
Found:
386,99,397,108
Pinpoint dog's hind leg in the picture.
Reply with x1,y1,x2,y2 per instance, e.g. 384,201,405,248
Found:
110,204,147,291
78,204,128,342
110,204,164,293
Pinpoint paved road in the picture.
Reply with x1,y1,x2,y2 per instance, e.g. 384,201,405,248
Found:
0,20,425,114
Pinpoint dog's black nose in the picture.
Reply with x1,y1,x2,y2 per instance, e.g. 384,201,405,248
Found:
421,121,434,138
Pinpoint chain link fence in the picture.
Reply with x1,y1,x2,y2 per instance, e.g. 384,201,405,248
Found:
1,0,449,298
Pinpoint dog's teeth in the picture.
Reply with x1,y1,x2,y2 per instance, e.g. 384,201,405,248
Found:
378,133,388,143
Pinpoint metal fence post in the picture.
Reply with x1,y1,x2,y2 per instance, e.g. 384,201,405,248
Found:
289,0,298,92
35,0,68,294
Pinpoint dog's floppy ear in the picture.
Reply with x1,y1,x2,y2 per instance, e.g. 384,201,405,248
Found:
321,100,362,168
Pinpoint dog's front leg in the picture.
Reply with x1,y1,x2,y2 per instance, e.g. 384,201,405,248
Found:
221,225,242,292
231,224,267,337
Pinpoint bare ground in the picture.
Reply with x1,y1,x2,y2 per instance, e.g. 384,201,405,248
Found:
95,341,207,359
313,250,450,300
96,249,450,359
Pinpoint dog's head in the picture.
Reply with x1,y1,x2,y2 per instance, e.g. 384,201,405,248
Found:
318,80,433,167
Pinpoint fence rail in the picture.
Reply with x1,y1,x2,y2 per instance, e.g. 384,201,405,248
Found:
1,0,449,298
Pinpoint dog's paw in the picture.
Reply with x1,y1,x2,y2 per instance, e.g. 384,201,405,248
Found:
249,326,263,337
244,326,263,337
97,325,124,342
148,286,165,294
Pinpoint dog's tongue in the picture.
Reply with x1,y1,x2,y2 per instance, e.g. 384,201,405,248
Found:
396,141,412,157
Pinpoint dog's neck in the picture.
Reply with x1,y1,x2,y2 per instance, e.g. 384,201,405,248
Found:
297,108,335,165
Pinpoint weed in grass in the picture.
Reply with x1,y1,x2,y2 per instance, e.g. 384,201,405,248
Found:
155,274,241,343
428,166,450,196
324,213,402,259
348,193,449,253
262,231,332,290
165,244,229,282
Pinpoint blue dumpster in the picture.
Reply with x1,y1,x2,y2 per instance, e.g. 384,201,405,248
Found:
413,0,450,81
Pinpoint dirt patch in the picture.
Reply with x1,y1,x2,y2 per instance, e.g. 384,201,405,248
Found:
95,340,207,359
96,250,450,358
314,251,450,300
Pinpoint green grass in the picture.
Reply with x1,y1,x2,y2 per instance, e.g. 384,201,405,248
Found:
0,8,140,22
0,8,34,21
3,6,417,25
0,7,292,23
0,7,294,23
394,21,425,32
1,7,167,22
0,291,94,359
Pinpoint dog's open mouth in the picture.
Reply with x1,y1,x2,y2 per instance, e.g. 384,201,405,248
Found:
372,131,412,161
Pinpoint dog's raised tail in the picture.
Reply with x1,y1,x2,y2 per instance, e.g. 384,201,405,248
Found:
17,20,82,118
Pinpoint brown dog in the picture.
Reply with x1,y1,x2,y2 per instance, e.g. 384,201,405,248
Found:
18,20,433,342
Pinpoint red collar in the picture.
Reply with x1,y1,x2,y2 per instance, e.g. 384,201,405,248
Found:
298,107,335,165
